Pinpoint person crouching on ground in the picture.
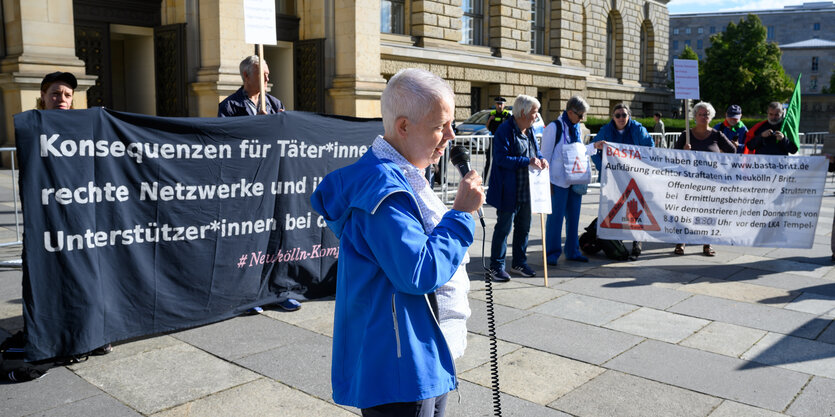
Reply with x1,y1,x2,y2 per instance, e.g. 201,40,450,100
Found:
311,68,484,416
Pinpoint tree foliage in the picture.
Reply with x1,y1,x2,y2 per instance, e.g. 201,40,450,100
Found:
700,14,793,116
822,69,835,94
667,45,699,90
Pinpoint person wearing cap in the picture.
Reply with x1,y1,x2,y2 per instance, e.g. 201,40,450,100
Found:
713,105,748,153
35,72,114,356
218,55,285,117
483,96,512,182
37,72,77,110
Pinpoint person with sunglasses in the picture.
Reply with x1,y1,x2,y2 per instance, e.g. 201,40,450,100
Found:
591,103,654,259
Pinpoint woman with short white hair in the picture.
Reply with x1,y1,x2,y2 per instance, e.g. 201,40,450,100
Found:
486,94,549,281
673,101,736,256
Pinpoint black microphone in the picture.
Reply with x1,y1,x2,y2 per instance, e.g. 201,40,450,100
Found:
449,145,485,226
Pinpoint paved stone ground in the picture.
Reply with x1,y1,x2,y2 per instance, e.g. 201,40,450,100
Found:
2,169,835,416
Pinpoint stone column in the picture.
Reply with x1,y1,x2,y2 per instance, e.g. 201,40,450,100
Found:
0,0,93,148
549,0,583,67
329,0,386,117
488,0,531,59
190,0,252,117
412,0,463,48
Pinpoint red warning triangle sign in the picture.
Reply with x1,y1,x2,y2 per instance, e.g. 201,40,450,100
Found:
571,157,586,173
600,178,661,231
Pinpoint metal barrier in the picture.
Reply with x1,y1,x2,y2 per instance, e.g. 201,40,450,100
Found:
0,147,22,266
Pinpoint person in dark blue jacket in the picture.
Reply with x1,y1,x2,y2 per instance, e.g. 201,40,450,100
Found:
311,68,484,416
591,103,654,259
713,104,748,153
486,95,549,281
218,55,285,117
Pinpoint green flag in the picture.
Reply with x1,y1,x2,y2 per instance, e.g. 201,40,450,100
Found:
781,74,801,149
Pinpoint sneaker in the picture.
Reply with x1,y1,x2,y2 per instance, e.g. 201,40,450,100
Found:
245,306,264,315
91,343,112,356
631,241,642,257
511,264,536,277
566,255,589,263
488,267,511,282
278,298,302,311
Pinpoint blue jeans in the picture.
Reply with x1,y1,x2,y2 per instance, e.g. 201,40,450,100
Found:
545,184,583,262
490,200,532,270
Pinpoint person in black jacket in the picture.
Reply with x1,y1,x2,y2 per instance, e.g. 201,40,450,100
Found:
744,102,797,155
218,55,285,117
483,97,512,182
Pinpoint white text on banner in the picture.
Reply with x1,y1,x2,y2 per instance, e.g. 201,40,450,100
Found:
596,144,827,248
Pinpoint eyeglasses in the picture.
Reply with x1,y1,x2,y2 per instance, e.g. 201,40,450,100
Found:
570,110,585,118
696,112,710,118
613,113,628,119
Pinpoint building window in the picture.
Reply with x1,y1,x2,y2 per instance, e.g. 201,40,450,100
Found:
673,40,679,50
461,0,484,45
697,27,703,34
530,0,545,54
710,26,716,34
767,26,774,40
640,23,648,82
606,14,615,78
381,0,405,34
812,56,819,72
813,22,820,30
809,76,818,91
470,87,482,115
673,28,679,35
684,39,691,47
685,27,691,34
697,39,703,49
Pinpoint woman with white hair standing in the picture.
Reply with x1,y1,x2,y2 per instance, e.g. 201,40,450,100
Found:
673,101,736,256
486,95,549,281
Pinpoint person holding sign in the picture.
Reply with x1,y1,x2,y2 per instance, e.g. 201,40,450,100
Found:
36,71,114,356
311,68,483,416
674,102,737,256
744,102,798,155
541,96,602,264
592,103,654,259
218,55,285,117
487,95,549,281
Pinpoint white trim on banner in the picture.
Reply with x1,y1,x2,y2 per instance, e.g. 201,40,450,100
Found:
596,144,828,248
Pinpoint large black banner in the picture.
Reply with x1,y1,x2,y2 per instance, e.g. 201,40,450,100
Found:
15,108,382,360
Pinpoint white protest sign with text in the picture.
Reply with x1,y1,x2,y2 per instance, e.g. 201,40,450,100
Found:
529,166,552,214
674,59,700,100
597,144,827,248
244,0,277,45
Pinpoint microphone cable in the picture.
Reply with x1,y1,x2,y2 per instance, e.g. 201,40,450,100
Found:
449,145,502,415
480,222,503,416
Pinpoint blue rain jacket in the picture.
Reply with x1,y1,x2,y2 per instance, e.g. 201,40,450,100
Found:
310,150,474,409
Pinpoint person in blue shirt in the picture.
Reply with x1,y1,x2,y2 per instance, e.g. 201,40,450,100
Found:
486,95,549,281
713,105,748,153
592,103,654,259
311,68,484,416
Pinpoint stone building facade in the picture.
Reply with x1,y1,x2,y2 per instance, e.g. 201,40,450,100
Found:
0,0,672,148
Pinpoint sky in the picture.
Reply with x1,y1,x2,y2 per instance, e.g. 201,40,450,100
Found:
667,0,817,14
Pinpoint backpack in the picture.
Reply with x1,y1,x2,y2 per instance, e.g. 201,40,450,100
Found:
579,218,601,255
0,332,53,382
579,218,629,261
